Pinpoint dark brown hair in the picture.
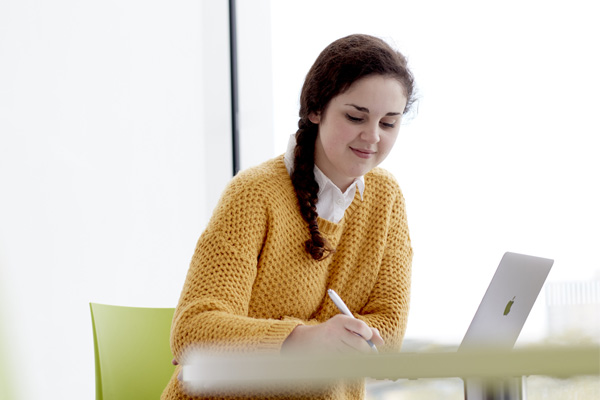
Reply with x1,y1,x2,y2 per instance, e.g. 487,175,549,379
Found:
291,34,416,261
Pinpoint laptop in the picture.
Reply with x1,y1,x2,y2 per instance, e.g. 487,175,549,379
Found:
458,252,554,399
459,251,554,351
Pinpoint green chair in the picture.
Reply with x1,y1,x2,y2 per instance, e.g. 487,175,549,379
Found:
90,303,176,400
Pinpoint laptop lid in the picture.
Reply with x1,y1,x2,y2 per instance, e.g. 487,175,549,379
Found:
459,252,553,351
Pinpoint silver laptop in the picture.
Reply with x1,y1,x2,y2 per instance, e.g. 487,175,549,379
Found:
459,252,554,351
459,252,554,399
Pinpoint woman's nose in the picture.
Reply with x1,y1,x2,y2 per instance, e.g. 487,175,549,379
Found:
361,124,381,144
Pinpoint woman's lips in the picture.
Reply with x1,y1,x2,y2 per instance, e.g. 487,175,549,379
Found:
350,147,375,159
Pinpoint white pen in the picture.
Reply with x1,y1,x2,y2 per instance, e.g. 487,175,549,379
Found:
327,288,378,353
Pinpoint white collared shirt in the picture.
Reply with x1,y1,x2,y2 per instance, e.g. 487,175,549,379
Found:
283,134,364,223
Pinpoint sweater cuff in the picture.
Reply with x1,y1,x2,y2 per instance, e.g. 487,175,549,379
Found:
258,320,303,352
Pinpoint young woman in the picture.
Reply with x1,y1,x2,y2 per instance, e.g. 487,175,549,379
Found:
162,33,416,400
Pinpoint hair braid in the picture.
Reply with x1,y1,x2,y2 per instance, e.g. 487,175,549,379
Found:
291,122,335,261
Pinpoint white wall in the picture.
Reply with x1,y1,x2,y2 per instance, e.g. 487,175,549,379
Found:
236,0,275,169
0,1,232,398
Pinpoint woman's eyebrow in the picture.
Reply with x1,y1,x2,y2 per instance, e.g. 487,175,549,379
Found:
345,103,401,116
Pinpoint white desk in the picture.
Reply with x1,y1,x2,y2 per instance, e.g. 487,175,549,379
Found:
182,345,600,399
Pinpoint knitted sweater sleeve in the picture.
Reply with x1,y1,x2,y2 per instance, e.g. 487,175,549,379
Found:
357,185,412,352
169,174,300,360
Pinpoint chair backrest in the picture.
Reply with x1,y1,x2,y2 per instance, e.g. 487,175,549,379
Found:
90,303,176,400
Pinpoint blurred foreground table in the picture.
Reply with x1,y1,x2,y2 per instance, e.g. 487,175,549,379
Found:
182,345,599,399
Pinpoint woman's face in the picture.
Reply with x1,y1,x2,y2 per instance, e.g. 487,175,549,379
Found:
311,75,408,192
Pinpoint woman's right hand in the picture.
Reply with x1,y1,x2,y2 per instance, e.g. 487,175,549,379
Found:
281,314,383,354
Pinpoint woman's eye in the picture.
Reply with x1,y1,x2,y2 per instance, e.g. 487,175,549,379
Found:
381,121,396,128
346,114,363,123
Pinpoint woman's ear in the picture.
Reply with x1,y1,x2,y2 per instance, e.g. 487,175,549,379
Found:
308,112,321,124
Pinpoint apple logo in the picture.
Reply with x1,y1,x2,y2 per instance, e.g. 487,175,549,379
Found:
503,296,516,316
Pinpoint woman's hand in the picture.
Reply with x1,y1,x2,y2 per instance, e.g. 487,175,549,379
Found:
281,314,384,354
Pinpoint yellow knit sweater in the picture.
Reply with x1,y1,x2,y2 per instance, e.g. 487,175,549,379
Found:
162,156,412,400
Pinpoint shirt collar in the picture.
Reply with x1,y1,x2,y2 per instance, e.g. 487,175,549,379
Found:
314,165,364,201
